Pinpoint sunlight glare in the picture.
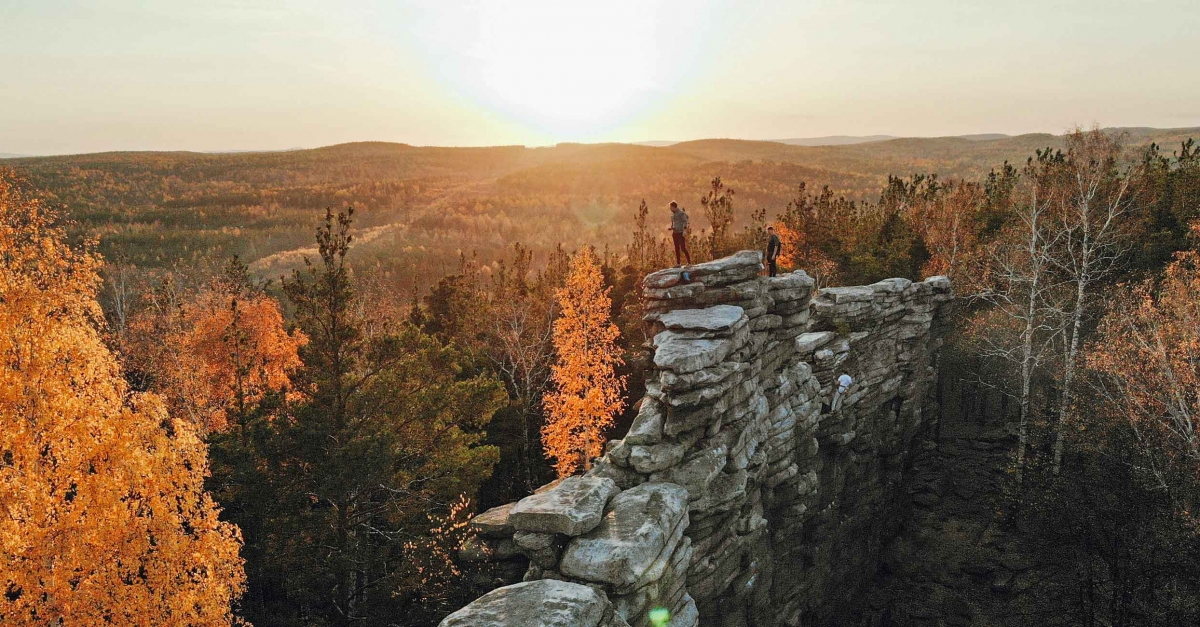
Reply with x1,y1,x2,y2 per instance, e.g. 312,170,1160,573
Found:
411,1,717,141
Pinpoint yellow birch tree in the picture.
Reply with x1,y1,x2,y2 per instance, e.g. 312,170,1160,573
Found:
542,247,626,477
0,172,245,626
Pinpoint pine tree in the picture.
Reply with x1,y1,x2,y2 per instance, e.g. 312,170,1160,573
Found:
0,172,245,626
542,247,626,477
701,177,736,259
242,208,504,626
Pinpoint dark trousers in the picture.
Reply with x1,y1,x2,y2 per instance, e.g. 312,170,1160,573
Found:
672,231,691,266
767,257,778,277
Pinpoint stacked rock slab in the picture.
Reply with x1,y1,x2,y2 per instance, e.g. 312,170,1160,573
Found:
455,477,697,627
444,251,952,627
439,579,632,627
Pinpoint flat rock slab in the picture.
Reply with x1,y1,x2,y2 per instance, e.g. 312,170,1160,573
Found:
644,282,706,301
438,579,611,627
659,361,746,393
795,331,836,354
923,275,952,292
644,267,687,290
559,483,690,588
658,305,746,333
653,335,734,373
471,502,516,538
871,277,912,293
768,271,815,291
641,252,762,290
509,476,619,536
816,285,876,304
687,250,762,276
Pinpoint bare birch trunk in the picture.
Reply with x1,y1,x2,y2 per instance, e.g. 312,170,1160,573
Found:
1015,194,1043,488
1050,130,1130,474
1015,281,1037,487
1053,277,1086,474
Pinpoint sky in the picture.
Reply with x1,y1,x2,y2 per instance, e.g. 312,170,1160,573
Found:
1,0,1198,155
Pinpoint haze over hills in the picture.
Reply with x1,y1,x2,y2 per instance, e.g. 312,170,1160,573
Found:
639,134,949,148
772,135,897,146
634,136,901,147
8,127,1196,158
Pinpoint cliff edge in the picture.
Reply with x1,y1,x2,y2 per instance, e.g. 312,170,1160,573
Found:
446,251,953,627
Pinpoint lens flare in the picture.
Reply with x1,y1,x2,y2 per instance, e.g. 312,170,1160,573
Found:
649,606,671,627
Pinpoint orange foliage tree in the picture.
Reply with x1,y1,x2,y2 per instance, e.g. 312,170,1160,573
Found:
1087,228,1200,489
125,262,306,434
0,172,245,626
772,220,840,287
542,247,626,477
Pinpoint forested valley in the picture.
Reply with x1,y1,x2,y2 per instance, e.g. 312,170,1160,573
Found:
4,127,1200,626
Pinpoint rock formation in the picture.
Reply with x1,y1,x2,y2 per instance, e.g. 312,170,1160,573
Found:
448,251,952,627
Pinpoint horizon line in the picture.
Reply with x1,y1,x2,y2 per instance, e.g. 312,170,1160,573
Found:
4,125,1198,159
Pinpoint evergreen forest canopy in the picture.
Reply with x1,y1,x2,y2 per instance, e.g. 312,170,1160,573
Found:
4,125,1200,627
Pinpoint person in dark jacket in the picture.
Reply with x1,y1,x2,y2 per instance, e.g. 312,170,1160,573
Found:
668,201,691,267
765,225,782,277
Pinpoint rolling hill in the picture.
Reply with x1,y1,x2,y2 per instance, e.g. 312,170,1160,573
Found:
3,127,1196,293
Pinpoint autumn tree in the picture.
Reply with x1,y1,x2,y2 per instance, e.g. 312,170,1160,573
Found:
124,258,306,433
0,171,245,626
1015,223,1200,626
776,178,932,287
1087,224,1200,491
543,247,627,477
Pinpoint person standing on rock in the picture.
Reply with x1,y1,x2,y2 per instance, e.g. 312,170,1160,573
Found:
765,225,782,277
668,201,691,267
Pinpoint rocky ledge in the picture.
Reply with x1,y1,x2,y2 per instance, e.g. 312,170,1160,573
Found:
445,251,952,627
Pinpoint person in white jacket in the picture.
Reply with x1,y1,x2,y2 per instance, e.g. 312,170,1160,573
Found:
831,373,853,412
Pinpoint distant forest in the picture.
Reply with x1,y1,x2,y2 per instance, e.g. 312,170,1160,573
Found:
7,127,1197,294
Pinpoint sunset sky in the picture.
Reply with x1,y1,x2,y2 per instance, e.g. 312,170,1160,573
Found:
2,0,1198,155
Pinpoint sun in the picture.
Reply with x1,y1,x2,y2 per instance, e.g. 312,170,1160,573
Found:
468,3,659,138
413,1,715,141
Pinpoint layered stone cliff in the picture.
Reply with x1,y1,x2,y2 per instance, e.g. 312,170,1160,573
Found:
444,251,953,627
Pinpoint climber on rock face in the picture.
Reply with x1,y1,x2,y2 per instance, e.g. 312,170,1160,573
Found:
831,373,853,412
668,201,691,267
765,225,782,277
